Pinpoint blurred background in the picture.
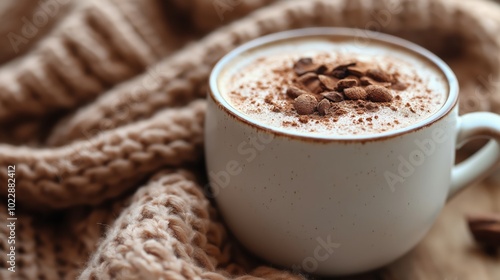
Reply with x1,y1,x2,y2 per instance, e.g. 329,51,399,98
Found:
0,1,499,279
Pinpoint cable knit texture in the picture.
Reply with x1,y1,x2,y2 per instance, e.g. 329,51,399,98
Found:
0,0,499,279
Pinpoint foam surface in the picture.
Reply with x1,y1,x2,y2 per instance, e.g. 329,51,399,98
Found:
219,37,448,136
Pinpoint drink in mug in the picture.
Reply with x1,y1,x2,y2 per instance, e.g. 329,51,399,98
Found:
220,35,446,136
205,28,500,275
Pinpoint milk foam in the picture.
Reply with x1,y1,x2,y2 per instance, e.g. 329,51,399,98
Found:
218,37,448,136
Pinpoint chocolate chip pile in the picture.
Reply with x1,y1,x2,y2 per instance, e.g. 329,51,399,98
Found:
287,58,407,116
467,213,500,255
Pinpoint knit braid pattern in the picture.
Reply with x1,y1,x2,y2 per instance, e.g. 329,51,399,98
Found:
0,0,499,279
79,170,305,280
0,189,126,279
0,101,205,209
0,0,180,123
47,0,500,147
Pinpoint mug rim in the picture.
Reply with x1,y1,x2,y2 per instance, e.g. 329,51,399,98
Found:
208,27,459,142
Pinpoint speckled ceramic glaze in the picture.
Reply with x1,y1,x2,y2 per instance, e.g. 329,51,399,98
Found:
205,28,500,276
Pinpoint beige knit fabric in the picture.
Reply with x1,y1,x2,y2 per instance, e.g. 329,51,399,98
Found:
0,0,499,279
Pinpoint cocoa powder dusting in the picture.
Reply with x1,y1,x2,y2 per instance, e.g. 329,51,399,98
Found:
227,53,442,135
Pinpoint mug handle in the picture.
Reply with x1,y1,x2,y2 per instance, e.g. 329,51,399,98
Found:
449,112,500,197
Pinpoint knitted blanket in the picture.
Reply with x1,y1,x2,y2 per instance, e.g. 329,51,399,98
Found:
0,0,499,279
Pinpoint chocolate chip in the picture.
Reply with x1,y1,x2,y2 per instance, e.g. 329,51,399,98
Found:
345,75,361,82
318,75,338,90
360,76,390,88
334,62,357,69
296,73,323,94
297,72,318,85
293,58,315,76
314,65,328,74
366,85,393,102
298,58,313,64
293,58,328,76
336,78,358,90
331,69,348,79
365,102,379,111
467,213,500,251
322,91,344,102
344,87,368,100
347,65,368,77
330,62,356,79
286,86,308,98
305,79,323,94
317,99,331,115
391,81,408,91
294,94,318,115
366,68,392,82
359,77,371,86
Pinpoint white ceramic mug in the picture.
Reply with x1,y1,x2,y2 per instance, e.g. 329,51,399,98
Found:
204,28,500,276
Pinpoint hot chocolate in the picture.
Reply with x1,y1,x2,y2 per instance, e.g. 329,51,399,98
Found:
219,36,448,136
